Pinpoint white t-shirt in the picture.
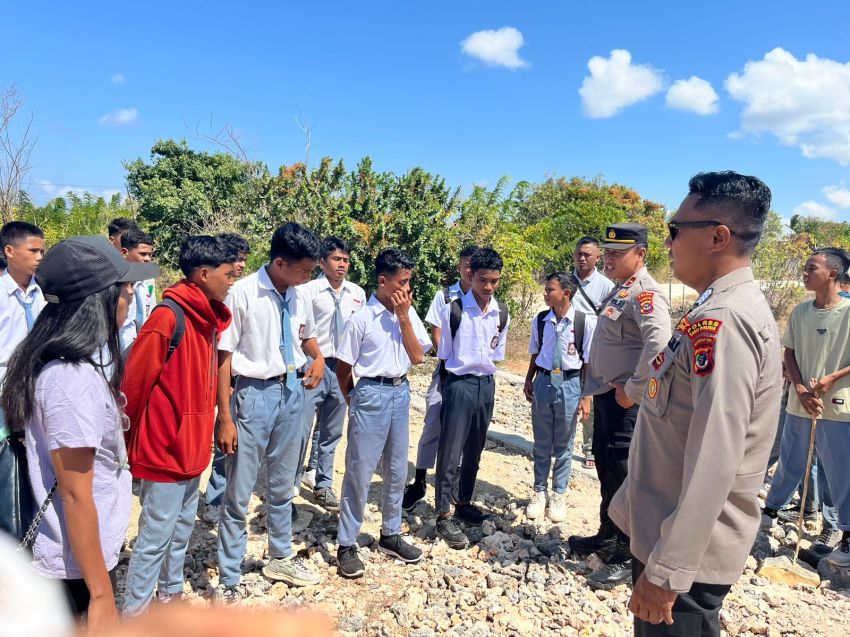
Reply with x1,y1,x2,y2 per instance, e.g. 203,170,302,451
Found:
25,361,132,579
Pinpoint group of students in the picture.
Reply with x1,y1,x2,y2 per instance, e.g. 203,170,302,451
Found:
7,169,850,637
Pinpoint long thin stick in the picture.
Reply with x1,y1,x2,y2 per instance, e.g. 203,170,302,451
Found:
792,415,818,565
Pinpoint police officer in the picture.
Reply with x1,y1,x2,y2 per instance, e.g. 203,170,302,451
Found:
609,172,781,636
568,223,671,588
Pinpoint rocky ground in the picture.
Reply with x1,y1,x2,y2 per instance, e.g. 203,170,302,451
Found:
117,360,850,636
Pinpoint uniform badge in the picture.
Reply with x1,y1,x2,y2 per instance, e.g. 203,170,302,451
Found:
567,343,577,356
652,351,665,370
676,316,692,333
490,334,499,350
648,377,659,399
694,288,713,307
686,319,723,339
603,306,623,321
608,229,616,239
617,289,630,299
637,291,655,315
623,275,637,288
693,343,715,376
299,324,306,339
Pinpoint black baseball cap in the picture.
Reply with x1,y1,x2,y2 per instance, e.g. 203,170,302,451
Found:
36,236,160,303
601,223,648,250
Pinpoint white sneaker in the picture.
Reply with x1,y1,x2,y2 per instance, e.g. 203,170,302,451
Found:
525,491,547,520
156,591,183,604
823,537,850,568
547,491,567,523
302,468,317,490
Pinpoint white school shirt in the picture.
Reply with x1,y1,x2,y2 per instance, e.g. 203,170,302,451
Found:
336,295,432,378
528,307,596,371
437,290,510,376
0,271,46,381
218,265,316,379
119,278,157,350
570,268,616,315
297,274,367,358
424,280,464,327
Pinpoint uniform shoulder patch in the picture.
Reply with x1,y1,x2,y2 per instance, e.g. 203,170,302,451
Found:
692,342,715,376
685,317,722,376
637,291,655,315
685,318,722,339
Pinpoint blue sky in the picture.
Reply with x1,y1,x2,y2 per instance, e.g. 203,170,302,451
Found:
5,1,850,221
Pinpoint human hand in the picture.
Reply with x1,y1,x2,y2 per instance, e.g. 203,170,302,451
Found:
391,290,412,318
578,397,592,422
795,383,824,418
217,417,238,454
87,595,119,634
523,379,534,403
302,359,325,390
809,375,835,397
629,573,676,626
609,383,635,409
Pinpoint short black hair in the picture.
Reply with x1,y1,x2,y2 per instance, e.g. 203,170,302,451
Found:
108,217,139,237
120,228,153,251
546,271,578,298
1,221,43,250
459,244,480,260
269,222,321,262
218,232,250,257
812,248,850,278
178,236,238,277
470,247,503,272
321,236,351,259
688,171,772,255
575,236,600,250
375,248,415,278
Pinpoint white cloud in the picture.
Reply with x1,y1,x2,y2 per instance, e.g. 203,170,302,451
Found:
461,27,529,70
579,49,665,118
98,107,138,126
34,179,122,203
725,48,850,164
793,200,836,220
665,76,719,115
823,185,850,209
111,73,126,84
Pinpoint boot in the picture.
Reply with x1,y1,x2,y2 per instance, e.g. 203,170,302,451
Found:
568,519,616,559
586,538,632,590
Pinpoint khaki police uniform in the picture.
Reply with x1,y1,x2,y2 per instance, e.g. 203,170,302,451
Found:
582,265,671,544
609,267,781,631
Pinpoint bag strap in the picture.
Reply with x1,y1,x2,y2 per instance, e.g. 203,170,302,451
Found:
156,298,186,362
497,301,509,333
574,310,586,362
572,272,602,316
17,481,56,552
536,310,548,354
442,286,452,304
449,297,463,340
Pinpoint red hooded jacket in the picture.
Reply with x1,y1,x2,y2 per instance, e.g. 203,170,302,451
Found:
123,280,232,482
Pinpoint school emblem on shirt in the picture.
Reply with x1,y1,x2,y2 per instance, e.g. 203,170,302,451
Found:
299,324,306,339
637,291,655,315
693,342,715,376
652,351,665,370
567,343,577,356
648,377,659,399
490,334,499,350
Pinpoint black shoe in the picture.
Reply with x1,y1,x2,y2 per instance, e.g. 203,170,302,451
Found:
568,526,616,559
378,534,423,563
811,528,843,555
778,507,818,523
436,517,469,550
402,481,426,512
313,487,340,512
586,559,633,590
337,545,365,578
454,503,488,524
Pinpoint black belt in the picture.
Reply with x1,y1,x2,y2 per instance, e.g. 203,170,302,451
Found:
265,371,305,383
363,375,408,386
537,366,581,379
446,372,494,381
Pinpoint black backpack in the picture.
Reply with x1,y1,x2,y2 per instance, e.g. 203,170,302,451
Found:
536,309,586,362
124,298,186,362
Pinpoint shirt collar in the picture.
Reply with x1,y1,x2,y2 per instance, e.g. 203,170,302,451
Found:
258,265,295,300
546,306,575,323
317,273,352,294
706,266,755,294
368,294,392,316
461,289,499,315
573,268,597,285
2,270,38,297
449,280,463,294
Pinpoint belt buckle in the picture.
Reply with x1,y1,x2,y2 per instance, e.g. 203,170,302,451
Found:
392,376,402,386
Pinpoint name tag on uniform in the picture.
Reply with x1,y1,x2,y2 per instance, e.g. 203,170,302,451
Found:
602,305,623,321
299,324,306,339
567,343,577,356
490,334,499,350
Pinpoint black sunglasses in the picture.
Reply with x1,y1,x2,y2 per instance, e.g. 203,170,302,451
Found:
667,220,735,240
